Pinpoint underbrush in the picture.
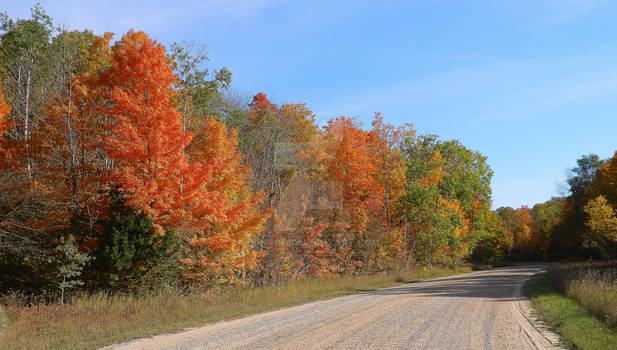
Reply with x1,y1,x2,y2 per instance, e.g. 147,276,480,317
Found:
0,266,468,350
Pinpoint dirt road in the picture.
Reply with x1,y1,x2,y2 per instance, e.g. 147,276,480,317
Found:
106,266,564,350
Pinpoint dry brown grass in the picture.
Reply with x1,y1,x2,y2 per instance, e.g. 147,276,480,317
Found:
0,266,468,350
547,261,617,327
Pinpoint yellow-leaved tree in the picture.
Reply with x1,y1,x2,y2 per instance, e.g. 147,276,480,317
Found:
583,195,617,259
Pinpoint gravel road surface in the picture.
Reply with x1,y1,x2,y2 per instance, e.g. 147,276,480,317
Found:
105,265,564,350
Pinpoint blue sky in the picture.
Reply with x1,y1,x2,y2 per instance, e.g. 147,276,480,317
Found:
4,0,617,208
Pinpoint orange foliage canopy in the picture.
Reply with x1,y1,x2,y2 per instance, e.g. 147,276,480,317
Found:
99,31,265,281
368,113,414,223
99,30,203,231
183,117,267,282
31,32,113,233
324,117,383,216
322,117,386,271
249,92,278,111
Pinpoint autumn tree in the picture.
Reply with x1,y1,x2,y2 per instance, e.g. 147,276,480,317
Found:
0,77,9,126
400,134,494,267
365,114,415,270
0,5,520,295
241,93,322,282
98,30,195,231
0,7,61,293
0,76,17,253
31,30,112,236
183,117,266,284
571,152,617,259
243,94,317,207
322,117,384,271
514,207,540,258
0,11,113,292
583,195,617,259
590,151,617,206
543,154,606,260
368,113,414,223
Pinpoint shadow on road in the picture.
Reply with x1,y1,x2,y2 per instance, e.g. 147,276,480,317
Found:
358,266,544,300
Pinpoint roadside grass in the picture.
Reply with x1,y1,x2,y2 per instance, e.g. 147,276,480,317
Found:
548,262,617,327
0,266,468,350
524,269,617,350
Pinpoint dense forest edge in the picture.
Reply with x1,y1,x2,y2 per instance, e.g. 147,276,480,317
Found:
0,2,616,316
0,5,500,300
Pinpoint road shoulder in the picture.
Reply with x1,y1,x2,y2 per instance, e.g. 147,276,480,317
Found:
524,270,617,350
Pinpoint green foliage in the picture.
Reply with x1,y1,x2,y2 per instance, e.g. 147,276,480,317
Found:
567,154,605,200
170,40,232,125
400,183,464,266
0,4,53,58
0,3,55,123
48,29,96,77
532,198,564,235
471,211,511,264
55,235,91,304
542,154,610,260
94,199,180,292
400,134,494,267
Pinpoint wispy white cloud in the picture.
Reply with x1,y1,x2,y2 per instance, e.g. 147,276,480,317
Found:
313,50,617,130
467,67,617,126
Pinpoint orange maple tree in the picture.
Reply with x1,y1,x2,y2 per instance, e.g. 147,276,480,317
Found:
183,117,267,283
324,117,383,215
98,31,267,282
99,30,201,231
323,117,384,271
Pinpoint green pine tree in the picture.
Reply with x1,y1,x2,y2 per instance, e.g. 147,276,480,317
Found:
95,197,180,292
55,235,91,305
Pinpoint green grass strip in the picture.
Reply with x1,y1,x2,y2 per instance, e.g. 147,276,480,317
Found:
524,270,617,350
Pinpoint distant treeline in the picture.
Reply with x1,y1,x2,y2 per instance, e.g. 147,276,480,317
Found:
496,152,617,262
